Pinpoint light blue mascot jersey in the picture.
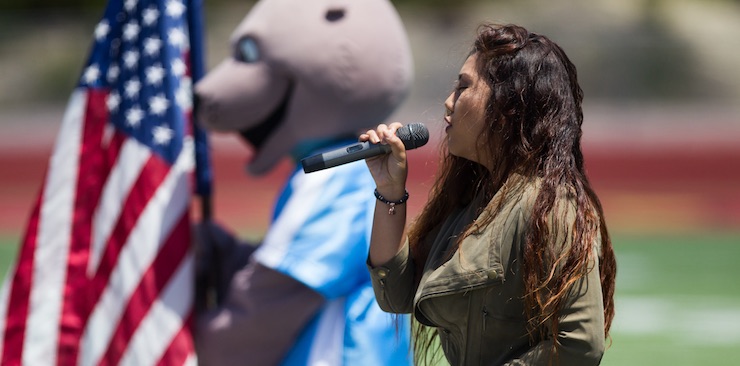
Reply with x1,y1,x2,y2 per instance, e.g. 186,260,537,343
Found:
253,145,411,366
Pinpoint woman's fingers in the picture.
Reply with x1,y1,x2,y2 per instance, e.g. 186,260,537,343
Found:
387,122,404,133
361,122,409,162
361,123,409,192
359,125,385,144
365,123,404,145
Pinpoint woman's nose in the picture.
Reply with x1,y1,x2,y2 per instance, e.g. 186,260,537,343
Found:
444,93,454,115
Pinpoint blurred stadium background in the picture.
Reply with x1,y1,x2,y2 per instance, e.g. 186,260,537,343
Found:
1,0,739,364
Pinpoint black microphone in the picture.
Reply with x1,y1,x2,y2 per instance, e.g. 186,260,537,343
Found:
301,123,429,173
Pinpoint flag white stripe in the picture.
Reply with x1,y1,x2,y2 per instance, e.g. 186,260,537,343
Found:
81,138,193,366
23,90,86,365
120,254,194,366
101,122,115,148
89,139,152,276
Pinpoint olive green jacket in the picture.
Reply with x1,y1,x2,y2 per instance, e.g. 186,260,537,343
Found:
369,178,606,365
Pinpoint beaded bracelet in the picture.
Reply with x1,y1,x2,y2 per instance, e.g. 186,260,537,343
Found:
374,188,409,215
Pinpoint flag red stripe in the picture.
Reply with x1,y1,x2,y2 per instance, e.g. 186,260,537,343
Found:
0,192,44,365
99,212,190,366
57,89,116,365
156,312,195,366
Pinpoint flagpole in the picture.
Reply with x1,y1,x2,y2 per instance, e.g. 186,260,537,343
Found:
187,0,213,222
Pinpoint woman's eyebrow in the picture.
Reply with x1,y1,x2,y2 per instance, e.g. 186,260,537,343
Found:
458,72,472,82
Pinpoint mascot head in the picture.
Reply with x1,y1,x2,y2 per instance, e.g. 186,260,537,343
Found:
194,0,413,175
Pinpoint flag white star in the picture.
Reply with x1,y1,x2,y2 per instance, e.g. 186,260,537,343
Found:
123,21,140,42
143,6,160,26
94,20,110,41
107,64,120,83
176,79,192,109
165,0,186,18
124,0,137,12
168,27,188,49
146,64,166,86
106,91,121,112
149,94,170,115
171,58,186,77
153,125,174,145
124,78,141,99
144,36,162,56
123,50,139,69
126,106,145,127
82,64,100,84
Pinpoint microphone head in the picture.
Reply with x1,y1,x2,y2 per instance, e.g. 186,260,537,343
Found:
397,123,429,150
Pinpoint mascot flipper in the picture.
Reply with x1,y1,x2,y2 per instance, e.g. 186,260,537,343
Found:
192,0,413,365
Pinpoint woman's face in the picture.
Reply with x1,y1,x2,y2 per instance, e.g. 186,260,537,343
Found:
444,53,492,169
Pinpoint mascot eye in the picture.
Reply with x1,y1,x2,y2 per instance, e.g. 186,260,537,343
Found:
236,36,260,63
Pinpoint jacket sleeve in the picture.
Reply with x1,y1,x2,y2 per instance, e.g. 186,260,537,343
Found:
502,255,606,366
366,240,417,314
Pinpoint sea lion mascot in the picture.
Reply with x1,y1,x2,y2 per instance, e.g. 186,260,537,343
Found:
192,0,413,365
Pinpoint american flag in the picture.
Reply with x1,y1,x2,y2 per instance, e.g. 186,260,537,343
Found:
0,0,210,364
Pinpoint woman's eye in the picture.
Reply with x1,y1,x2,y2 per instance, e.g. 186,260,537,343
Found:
236,36,260,63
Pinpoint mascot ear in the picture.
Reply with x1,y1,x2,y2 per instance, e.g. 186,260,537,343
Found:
325,8,345,22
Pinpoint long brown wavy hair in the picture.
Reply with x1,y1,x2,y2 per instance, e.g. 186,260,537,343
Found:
406,24,617,364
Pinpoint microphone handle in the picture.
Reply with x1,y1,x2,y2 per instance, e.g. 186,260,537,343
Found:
302,141,391,173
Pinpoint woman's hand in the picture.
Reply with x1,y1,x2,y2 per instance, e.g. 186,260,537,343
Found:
359,122,408,200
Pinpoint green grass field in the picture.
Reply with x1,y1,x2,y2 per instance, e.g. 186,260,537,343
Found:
602,232,740,366
1,232,739,365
